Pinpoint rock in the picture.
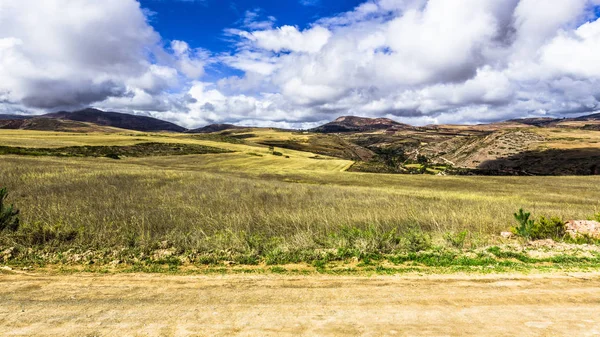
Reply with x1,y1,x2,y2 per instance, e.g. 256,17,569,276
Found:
0,266,13,271
501,232,514,239
151,248,176,260
566,220,600,239
1,247,15,262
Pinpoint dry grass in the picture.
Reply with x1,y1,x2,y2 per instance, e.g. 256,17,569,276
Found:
1,155,599,250
1,130,599,262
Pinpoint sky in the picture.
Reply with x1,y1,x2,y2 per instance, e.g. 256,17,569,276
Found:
1,0,600,128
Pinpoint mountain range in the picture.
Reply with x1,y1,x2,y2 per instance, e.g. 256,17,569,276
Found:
1,107,599,133
0,108,185,133
1,108,600,175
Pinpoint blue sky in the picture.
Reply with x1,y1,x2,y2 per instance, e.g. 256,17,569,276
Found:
139,0,364,52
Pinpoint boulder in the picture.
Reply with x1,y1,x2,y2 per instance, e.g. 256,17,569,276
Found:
566,220,600,239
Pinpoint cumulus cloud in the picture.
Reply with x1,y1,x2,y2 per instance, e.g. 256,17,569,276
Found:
238,25,332,53
203,0,600,127
0,0,202,113
1,0,600,128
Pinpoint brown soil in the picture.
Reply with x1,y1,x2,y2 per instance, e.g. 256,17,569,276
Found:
2,272,600,336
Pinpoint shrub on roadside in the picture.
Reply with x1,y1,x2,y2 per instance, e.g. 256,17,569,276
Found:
0,187,19,232
512,209,534,240
403,228,432,252
510,209,566,241
444,230,469,249
530,216,566,241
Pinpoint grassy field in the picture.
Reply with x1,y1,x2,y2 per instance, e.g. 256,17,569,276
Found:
1,130,600,270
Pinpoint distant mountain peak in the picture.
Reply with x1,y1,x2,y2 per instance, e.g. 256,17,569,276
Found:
313,115,410,133
43,108,186,132
187,123,244,134
333,115,399,124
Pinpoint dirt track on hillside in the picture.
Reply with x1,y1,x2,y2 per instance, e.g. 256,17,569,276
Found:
1,272,600,336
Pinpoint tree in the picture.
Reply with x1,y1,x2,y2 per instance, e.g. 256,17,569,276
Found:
378,147,407,168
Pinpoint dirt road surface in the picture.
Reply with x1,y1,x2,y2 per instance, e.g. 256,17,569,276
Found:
1,272,600,336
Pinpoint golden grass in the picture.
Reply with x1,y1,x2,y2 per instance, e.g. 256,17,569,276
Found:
1,129,599,254
533,128,600,150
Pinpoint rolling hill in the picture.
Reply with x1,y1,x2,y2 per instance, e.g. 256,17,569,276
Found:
311,116,412,133
1,109,600,175
0,114,32,120
0,117,124,133
44,108,186,132
187,124,244,134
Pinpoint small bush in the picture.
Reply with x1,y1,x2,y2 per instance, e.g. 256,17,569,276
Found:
512,209,534,240
272,151,284,156
0,187,20,232
329,226,400,255
565,234,599,245
594,213,600,222
444,230,469,249
511,209,566,241
403,228,432,253
417,155,429,165
530,216,565,241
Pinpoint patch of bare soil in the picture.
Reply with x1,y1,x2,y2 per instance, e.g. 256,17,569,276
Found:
2,272,600,336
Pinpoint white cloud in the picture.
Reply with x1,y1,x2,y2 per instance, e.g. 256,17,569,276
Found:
170,40,207,79
206,0,600,127
1,0,600,128
0,0,201,112
540,19,600,78
240,9,277,30
244,25,332,54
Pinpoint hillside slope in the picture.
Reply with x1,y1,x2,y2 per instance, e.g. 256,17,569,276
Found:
187,124,244,134
0,117,125,133
312,116,412,133
44,108,186,132
0,114,32,120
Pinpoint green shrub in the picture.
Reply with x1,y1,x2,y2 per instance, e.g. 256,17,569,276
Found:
272,151,284,156
0,187,19,232
511,209,566,241
417,155,429,165
329,226,400,255
403,228,432,252
444,230,469,249
512,209,534,239
594,213,600,222
530,216,565,241
565,234,599,245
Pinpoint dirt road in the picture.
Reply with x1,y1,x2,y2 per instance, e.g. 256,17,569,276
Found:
1,272,600,336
